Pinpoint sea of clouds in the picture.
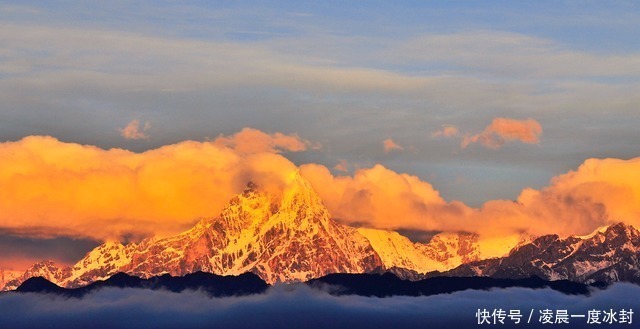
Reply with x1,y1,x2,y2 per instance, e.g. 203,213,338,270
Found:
0,283,637,328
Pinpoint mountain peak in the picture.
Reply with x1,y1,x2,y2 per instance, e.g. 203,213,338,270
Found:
603,222,638,240
243,181,260,194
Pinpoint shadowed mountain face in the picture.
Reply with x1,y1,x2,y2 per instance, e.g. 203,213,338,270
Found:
12,271,602,299
16,271,269,298
307,273,597,297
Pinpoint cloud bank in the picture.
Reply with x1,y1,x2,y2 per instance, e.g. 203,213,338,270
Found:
0,133,300,242
0,283,637,329
0,131,639,260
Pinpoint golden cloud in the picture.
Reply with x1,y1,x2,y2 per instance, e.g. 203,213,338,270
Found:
0,132,638,254
0,134,296,241
302,157,640,240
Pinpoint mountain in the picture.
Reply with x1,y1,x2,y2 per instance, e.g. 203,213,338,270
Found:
2,260,71,291
307,272,594,297
14,271,268,297
3,171,488,289
0,269,23,289
357,228,482,273
6,171,638,289
12,271,595,299
437,223,640,284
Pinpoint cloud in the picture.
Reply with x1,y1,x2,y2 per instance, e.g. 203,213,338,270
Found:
333,160,349,172
0,132,300,244
213,127,311,154
510,157,640,236
431,125,459,138
383,138,403,153
302,155,640,244
0,283,637,329
300,163,473,232
393,31,640,79
461,118,542,149
1,132,640,265
120,120,150,140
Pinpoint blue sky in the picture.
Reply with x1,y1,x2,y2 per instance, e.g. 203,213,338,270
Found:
1,1,639,206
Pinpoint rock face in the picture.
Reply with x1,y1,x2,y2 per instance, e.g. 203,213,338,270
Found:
439,223,640,284
356,228,482,273
7,171,481,289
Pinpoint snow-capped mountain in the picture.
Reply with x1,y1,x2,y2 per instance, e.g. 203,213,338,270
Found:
0,269,26,290
2,260,70,290
4,171,489,289
357,228,481,273
11,171,637,289
439,223,640,284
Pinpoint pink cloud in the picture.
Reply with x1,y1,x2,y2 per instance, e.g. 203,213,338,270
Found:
333,160,349,172
461,118,542,149
431,125,459,138
383,138,403,153
213,128,311,154
120,120,150,140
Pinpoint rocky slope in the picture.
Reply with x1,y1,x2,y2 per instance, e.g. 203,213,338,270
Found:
438,223,640,284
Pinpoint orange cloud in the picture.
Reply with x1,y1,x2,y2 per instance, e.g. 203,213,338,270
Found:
213,127,311,154
0,134,298,242
302,156,640,241
510,157,640,236
300,163,473,232
461,118,542,149
1,131,639,260
120,120,150,140
383,138,403,153
431,124,459,138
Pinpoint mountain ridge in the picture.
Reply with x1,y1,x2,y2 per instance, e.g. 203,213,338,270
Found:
2,171,488,290
432,222,640,284
10,271,606,298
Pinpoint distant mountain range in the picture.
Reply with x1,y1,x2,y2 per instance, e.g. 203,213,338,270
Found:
433,222,640,284
15,271,268,298
2,171,639,290
11,271,599,298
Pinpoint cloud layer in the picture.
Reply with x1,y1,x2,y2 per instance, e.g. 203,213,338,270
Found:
0,283,637,329
0,131,639,263
0,133,300,242
304,156,640,239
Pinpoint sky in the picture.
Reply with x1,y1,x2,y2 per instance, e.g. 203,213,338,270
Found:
1,1,640,268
